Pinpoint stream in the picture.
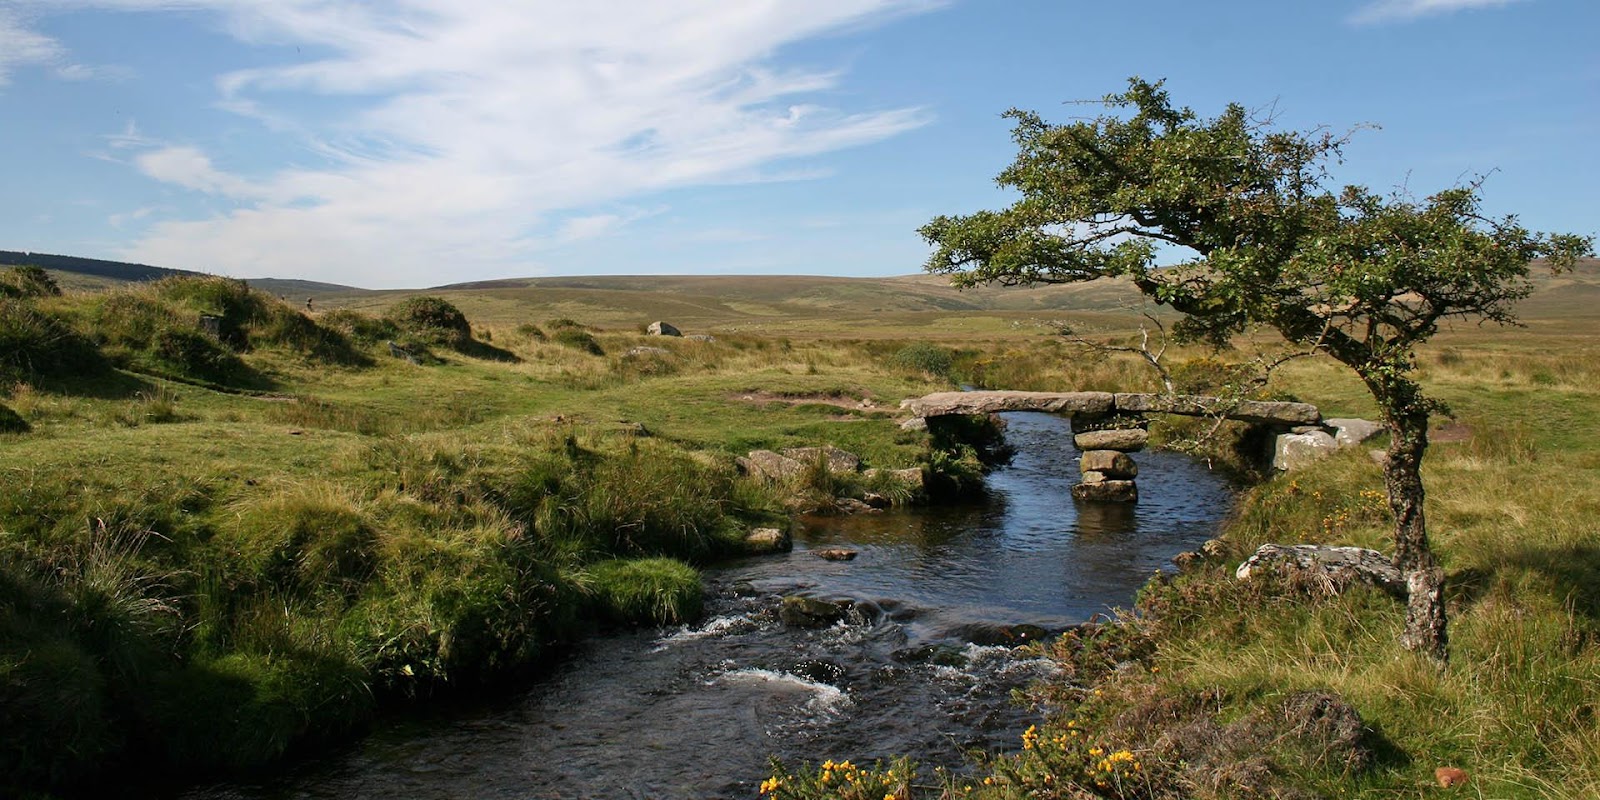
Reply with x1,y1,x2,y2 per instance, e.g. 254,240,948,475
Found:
179,411,1233,799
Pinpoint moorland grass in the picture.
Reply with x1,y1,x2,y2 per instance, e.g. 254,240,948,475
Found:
0,276,978,797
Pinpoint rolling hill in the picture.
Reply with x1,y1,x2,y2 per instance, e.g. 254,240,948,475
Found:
9,250,1596,336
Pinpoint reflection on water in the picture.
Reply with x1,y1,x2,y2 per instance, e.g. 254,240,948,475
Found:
176,412,1233,800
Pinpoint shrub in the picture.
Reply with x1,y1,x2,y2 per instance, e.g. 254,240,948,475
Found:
1170,355,1259,395
552,328,604,356
385,296,472,347
584,557,703,626
0,298,105,385
891,341,954,377
319,309,401,345
0,265,62,299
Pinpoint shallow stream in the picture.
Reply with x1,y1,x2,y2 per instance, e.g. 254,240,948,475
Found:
181,411,1233,799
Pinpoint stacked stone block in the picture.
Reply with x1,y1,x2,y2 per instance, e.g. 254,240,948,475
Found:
1070,414,1147,503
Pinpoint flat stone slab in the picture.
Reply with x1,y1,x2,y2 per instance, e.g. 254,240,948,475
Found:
905,390,1319,425
1236,544,1405,597
1073,428,1149,452
906,391,1114,418
1113,393,1322,425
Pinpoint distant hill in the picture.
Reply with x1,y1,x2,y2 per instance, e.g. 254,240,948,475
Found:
0,250,196,283
10,248,1594,335
244,278,376,299
0,250,367,299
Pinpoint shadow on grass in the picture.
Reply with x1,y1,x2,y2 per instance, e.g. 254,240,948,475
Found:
1500,541,1600,620
457,338,522,363
1451,540,1600,622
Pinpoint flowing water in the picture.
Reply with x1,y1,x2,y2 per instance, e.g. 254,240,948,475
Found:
180,412,1233,800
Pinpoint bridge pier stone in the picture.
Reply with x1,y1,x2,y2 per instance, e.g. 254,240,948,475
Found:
1071,413,1147,503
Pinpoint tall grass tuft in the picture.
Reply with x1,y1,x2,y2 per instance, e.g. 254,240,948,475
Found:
583,557,703,626
0,297,106,385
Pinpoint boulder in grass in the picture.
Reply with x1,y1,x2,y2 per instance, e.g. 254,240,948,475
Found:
1235,544,1405,597
1325,418,1385,447
780,447,860,473
647,321,682,336
865,466,925,492
1273,430,1338,471
736,450,807,482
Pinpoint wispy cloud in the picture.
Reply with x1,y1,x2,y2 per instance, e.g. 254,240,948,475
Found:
0,7,63,85
1350,0,1530,25
23,1,939,286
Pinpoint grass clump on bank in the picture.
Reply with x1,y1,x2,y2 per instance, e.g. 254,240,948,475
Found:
584,557,703,626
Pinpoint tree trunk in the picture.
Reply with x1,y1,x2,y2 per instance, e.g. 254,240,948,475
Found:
1383,407,1448,663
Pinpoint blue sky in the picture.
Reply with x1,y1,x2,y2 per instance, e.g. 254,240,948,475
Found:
1,0,1594,288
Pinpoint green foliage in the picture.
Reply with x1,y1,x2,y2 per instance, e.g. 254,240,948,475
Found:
890,342,954,378
584,557,703,626
319,309,402,345
386,296,472,346
0,265,62,298
0,297,106,385
552,327,605,356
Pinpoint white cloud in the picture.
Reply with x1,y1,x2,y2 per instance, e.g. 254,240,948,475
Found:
0,8,63,85
28,1,939,286
135,146,265,198
1350,0,1529,25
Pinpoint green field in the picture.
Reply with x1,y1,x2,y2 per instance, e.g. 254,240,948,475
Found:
4,258,1600,798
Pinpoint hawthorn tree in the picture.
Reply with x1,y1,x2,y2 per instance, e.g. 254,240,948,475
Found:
920,79,1593,662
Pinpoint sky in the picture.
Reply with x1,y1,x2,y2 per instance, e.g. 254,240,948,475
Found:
0,0,1595,289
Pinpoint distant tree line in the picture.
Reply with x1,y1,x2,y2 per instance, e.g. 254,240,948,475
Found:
0,250,198,283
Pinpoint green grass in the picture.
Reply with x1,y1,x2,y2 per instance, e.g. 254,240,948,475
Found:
0,275,978,797
583,557,704,626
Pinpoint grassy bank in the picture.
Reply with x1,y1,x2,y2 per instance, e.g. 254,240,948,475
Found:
763,328,1600,799
0,272,970,797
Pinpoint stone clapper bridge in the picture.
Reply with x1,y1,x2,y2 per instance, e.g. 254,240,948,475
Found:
901,391,1383,503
